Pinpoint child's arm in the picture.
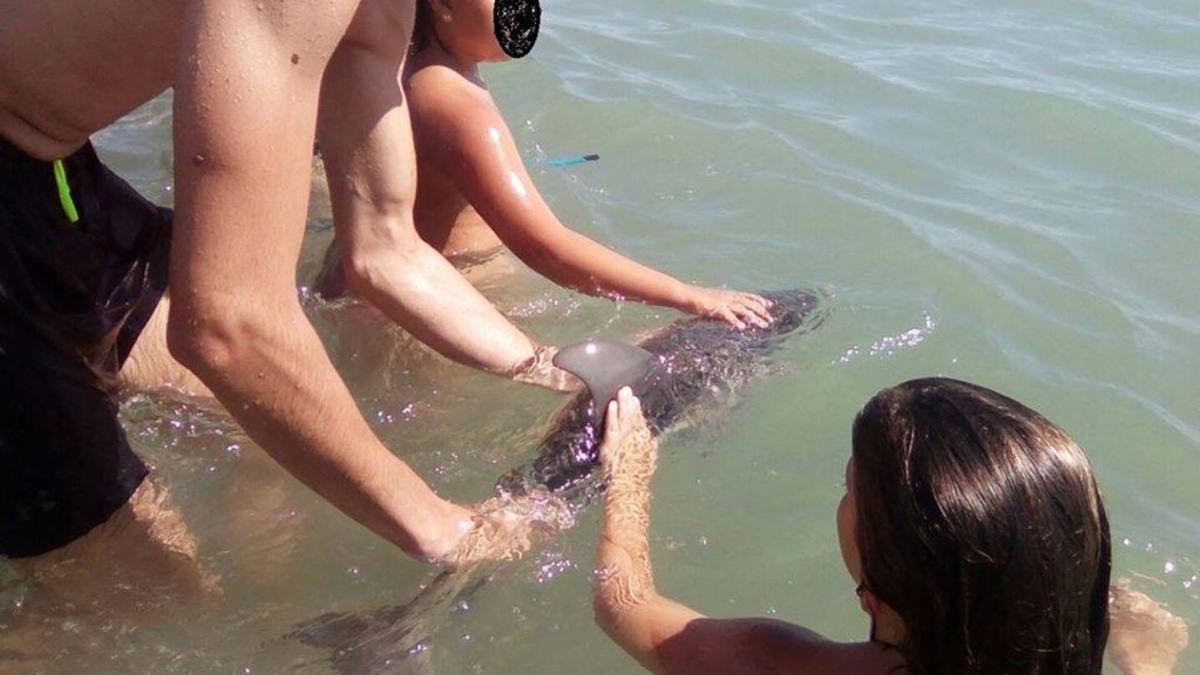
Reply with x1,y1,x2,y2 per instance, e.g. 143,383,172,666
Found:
408,71,772,330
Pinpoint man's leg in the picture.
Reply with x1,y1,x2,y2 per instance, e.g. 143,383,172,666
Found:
0,136,219,671
7,478,219,602
0,479,220,671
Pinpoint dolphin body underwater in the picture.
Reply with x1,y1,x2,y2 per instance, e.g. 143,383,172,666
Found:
288,288,825,673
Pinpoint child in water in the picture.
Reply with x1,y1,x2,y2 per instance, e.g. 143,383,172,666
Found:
315,0,773,335
593,381,1190,674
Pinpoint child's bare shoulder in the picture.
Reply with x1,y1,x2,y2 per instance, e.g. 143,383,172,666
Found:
408,55,486,96
407,61,465,97
409,72,502,143
408,64,492,117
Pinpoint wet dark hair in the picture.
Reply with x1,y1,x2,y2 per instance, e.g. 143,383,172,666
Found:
852,378,1111,675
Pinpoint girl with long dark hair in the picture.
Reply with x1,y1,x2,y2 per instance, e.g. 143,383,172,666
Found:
593,380,1188,674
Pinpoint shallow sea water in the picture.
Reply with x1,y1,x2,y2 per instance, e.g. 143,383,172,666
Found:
2,0,1198,672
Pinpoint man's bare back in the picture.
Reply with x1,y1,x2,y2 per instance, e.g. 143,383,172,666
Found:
0,0,405,159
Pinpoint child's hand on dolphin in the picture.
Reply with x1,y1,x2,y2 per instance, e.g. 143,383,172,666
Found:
685,287,774,330
599,388,659,483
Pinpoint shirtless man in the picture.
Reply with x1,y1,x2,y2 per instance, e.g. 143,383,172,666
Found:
0,0,552,571
316,0,774,331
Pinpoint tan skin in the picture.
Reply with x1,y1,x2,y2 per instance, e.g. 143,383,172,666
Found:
595,391,1189,674
0,0,536,565
318,0,775,331
1109,580,1191,675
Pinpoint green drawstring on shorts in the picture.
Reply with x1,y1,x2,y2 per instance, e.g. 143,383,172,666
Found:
52,159,80,223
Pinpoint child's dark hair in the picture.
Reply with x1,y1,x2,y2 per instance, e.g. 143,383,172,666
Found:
412,0,435,51
852,378,1111,674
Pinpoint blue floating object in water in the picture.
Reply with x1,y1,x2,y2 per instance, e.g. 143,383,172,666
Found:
547,153,600,168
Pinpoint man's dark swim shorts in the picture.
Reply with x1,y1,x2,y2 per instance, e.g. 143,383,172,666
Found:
0,137,171,558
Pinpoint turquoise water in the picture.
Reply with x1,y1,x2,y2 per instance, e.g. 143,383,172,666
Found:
3,0,1198,672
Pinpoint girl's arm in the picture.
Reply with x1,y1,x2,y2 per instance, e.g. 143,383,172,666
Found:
593,389,850,674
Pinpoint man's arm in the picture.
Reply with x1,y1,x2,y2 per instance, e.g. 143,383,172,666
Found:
408,72,772,330
168,0,469,561
315,34,564,383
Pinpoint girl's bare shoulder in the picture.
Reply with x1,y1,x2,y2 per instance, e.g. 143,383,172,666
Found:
745,621,905,675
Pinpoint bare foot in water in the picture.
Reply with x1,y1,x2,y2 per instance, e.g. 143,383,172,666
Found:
1109,578,1190,675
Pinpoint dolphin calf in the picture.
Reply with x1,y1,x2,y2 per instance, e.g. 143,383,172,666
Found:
289,288,825,673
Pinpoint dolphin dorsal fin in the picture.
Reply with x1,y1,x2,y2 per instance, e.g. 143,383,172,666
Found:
553,339,655,415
